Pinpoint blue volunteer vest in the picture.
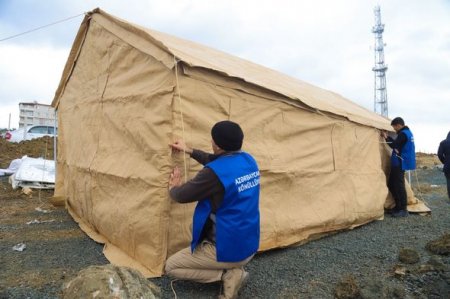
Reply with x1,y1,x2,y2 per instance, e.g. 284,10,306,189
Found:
191,151,260,262
391,128,416,170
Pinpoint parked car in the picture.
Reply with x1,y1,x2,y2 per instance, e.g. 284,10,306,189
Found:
5,125,58,142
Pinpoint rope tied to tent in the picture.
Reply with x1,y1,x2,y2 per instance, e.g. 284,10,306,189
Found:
170,279,179,299
0,13,85,42
173,57,188,183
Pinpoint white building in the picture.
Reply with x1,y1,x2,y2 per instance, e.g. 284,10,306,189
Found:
19,101,56,128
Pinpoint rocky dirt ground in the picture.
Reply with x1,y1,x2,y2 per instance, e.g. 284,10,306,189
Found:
0,140,449,298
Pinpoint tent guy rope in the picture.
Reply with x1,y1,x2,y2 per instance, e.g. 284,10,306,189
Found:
170,279,179,299
0,13,85,42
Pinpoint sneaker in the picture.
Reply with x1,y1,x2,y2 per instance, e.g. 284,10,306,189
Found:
219,268,249,299
391,210,409,218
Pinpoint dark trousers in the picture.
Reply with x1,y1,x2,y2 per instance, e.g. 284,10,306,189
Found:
388,166,407,211
446,173,450,199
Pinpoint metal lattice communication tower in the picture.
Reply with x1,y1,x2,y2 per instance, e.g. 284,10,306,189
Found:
372,5,388,117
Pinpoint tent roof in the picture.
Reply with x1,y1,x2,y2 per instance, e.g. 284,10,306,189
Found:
53,8,391,131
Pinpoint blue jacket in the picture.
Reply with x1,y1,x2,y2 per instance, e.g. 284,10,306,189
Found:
390,127,416,170
191,152,260,262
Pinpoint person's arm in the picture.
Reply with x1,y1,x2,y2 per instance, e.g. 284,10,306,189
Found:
169,140,218,166
385,136,395,149
169,167,223,203
438,142,445,164
381,130,396,149
386,132,407,151
191,149,219,166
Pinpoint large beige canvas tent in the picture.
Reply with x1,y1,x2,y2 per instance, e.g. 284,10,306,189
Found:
52,8,425,277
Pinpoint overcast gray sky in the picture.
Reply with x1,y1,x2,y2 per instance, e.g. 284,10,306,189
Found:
0,0,449,152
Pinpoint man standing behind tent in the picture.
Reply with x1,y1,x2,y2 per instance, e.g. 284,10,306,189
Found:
438,131,450,199
381,117,416,217
165,120,260,299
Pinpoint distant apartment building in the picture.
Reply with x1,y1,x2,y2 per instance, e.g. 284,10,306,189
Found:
19,101,57,128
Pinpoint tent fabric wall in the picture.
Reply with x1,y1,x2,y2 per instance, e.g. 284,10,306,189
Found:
55,19,176,276
169,68,389,254
53,8,424,278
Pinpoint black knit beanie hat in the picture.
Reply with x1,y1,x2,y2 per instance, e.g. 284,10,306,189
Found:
211,121,244,151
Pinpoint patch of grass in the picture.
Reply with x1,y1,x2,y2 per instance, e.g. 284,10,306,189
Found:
334,275,361,299
426,233,450,255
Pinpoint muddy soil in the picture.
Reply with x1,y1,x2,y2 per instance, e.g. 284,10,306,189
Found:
0,152,448,298
0,137,55,169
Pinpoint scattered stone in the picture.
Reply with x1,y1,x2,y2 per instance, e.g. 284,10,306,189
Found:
12,243,26,252
425,233,450,255
398,248,420,264
26,219,55,225
334,275,361,299
62,264,160,299
393,265,407,276
35,207,52,213
22,187,32,195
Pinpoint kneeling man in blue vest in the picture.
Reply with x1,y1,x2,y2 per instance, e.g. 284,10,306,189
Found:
166,121,260,299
